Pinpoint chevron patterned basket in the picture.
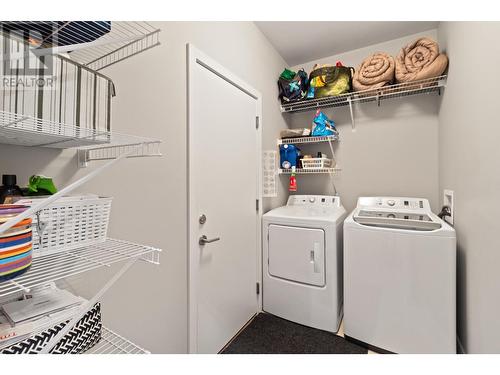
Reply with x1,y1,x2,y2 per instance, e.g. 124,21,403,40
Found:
1,302,102,354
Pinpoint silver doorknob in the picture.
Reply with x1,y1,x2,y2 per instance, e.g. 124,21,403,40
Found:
199,235,221,245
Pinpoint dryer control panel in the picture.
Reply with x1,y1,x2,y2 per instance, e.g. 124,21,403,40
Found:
287,195,341,207
356,197,430,212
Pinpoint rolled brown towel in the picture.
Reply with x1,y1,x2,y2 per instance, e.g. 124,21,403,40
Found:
395,37,448,83
353,52,395,91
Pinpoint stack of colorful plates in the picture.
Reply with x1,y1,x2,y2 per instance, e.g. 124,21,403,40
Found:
0,205,32,282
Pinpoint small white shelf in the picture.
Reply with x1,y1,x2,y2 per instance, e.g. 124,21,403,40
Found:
278,167,340,175
85,327,149,354
0,238,161,299
277,135,338,145
280,75,447,113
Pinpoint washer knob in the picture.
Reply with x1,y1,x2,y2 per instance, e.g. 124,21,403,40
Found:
387,199,396,206
309,197,316,203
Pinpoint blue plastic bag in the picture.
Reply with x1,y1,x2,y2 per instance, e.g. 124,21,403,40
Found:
311,110,337,137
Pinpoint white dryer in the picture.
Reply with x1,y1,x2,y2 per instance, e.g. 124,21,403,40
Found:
263,195,346,333
343,197,456,353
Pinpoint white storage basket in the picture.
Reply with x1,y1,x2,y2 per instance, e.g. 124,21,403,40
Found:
301,157,333,169
16,195,112,257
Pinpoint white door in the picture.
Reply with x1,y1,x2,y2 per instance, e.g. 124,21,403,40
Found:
268,225,325,287
187,45,262,354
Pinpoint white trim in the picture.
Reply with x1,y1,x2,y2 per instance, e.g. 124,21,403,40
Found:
186,44,262,354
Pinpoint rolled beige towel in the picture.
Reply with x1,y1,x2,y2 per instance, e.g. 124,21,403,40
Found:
353,52,395,91
395,37,448,83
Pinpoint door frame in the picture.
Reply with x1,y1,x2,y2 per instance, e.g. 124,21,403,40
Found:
186,44,263,354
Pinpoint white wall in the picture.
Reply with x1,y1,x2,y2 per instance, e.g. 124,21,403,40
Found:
438,22,500,354
0,21,288,353
288,30,441,213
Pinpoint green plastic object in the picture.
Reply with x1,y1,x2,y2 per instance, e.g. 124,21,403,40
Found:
280,68,296,81
27,175,58,195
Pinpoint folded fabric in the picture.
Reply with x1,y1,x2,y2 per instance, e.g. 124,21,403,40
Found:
353,52,395,91
395,37,448,83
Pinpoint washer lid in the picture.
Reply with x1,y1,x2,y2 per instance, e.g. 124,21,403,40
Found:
264,205,345,222
353,209,442,231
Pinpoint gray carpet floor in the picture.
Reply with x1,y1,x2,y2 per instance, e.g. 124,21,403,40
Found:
221,313,367,354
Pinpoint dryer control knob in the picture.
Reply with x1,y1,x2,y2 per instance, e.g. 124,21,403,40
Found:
309,197,316,203
387,199,396,206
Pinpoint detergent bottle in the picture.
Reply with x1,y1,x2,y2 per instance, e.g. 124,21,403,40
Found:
289,166,297,192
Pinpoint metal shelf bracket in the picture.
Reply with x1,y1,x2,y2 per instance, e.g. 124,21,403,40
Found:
348,97,355,131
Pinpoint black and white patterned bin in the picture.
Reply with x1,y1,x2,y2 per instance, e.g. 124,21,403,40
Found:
1,302,102,354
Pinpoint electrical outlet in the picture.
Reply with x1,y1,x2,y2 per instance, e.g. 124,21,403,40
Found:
443,189,454,225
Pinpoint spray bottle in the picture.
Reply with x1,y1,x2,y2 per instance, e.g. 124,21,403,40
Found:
289,166,297,192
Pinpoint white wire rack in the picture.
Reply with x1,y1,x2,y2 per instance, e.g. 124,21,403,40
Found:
0,22,160,72
0,110,110,148
85,327,149,354
278,167,341,175
0,109,162,165
67,22,160,71
280,75,447,113
0,238,161,299
277,135,338,145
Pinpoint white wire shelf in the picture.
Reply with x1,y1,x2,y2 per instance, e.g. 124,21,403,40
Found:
280,75,447,113
278,135,338,145
69,22,161,71
278,167,340,175
0,22,160,72
0,238,161,299
0,110,162,165
85,327,149,354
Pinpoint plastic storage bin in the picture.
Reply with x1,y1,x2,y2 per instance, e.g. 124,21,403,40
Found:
15,195,112,256
0,302,102,354
301,157,333,169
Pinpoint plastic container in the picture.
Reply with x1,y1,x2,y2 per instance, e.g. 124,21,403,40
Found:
279,144,301,169
301,157,334,169
0,175,23,204
14,195,112,256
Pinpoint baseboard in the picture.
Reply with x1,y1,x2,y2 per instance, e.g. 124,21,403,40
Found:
345,334,464,354
344,334,394,354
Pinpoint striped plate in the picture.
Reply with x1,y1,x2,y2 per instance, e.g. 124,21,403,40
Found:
0,206,32,281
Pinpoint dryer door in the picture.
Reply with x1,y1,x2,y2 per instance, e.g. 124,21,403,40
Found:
268,224,325,287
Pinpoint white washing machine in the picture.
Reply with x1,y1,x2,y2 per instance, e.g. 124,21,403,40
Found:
343,197,456,353
263,195,346,333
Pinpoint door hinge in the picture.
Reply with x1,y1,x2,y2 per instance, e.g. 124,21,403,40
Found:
256,282,260,295
256,199,259,211
256,116,260,129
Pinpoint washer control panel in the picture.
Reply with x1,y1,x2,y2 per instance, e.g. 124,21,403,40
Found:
356,197,430,212
287,195,340,207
